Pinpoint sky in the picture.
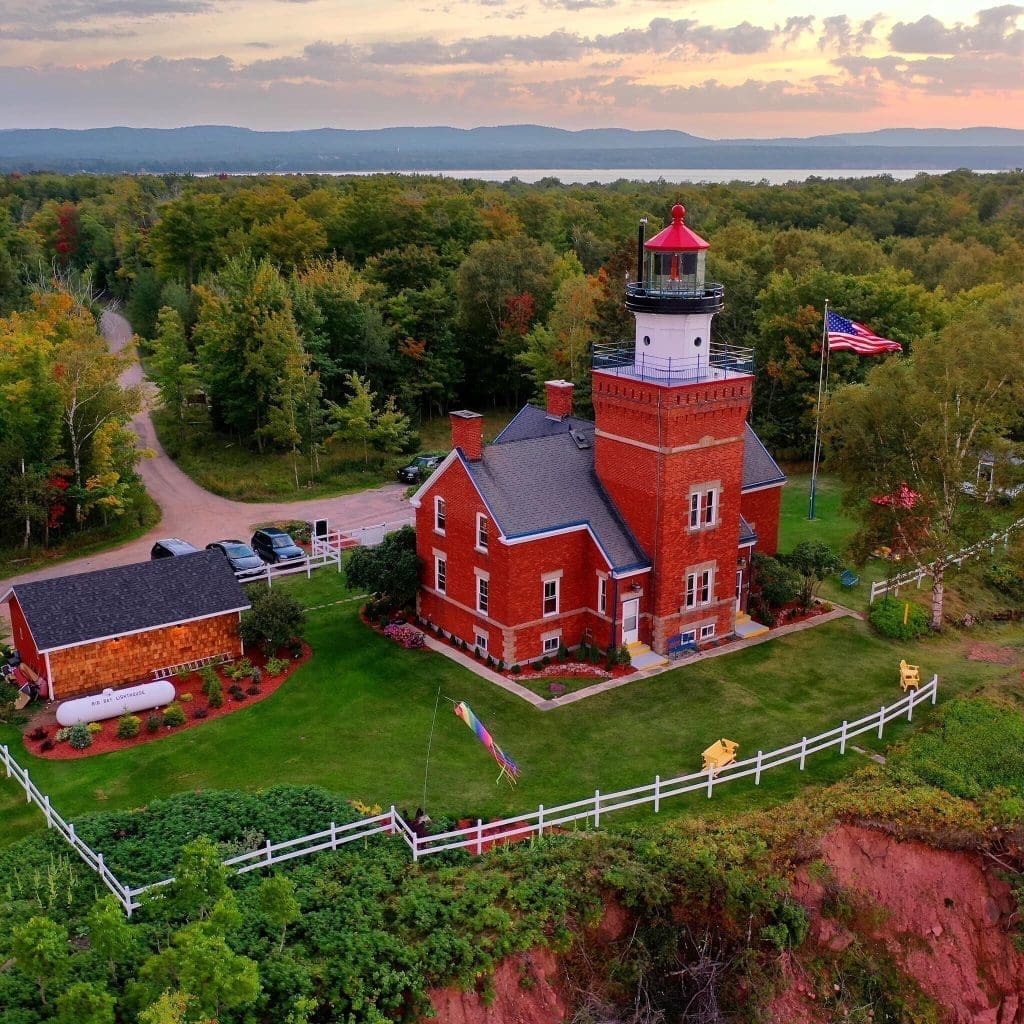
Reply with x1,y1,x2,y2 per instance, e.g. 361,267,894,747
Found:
1,1,1022,135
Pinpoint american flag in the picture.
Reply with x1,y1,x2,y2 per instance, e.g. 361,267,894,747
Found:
826,311,902,355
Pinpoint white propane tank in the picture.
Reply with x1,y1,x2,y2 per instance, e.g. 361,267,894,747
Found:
55,681,177,727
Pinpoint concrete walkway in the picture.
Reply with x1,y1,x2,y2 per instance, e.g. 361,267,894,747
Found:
421,605,856,710
3,310,412,591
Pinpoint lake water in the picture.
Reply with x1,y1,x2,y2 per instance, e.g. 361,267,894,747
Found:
344,167,992,185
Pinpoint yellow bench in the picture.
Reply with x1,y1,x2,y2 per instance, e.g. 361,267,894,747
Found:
899,659,921,691
702,738,739,773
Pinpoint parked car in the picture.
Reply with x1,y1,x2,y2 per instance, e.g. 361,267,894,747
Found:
251,527,305,564
205,540,266,578
150,538,200,559
397,453,444,484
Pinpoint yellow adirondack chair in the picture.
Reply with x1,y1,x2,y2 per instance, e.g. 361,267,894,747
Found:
899,659,921,691
702,738,739,773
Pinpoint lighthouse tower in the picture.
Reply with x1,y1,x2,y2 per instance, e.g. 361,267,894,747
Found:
592,204,755,654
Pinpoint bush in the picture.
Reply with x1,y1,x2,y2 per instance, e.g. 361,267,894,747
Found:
241,587,306,650
616,644,632,667
868,597,929,640
207,681,224,709
193,706,209,720
116,715,141,739
558,643,569,662
87,721,103,733
162,703,186,728
751,552,802,610
28,726,48,742
55,727,71,743
233,690,247,702
511,664,521,674
174,665,192,682
266,657,289,676
179,692,194,703
40,739,54,752
146,713,161,734
246,684,261,696
984,560,1024,602
782,541,844,607
68,722,93,750
249,666,263,685
225,658,254,681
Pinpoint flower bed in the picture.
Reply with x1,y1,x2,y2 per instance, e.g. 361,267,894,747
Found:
24,642,312,760
382,623,427,649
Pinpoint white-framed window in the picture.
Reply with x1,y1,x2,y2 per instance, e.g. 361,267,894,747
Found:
476,513,489,552
597,575,608,614
685,568,713,608
681,630,696,646
475,630,488,652
542,578,559,616
434,496,446,534
476,575,489,614
543,635,560,654
700,623,716,640
435,555,447,593
688,486,719,530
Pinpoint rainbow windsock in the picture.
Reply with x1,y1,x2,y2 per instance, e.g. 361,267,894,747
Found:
454,701,520,784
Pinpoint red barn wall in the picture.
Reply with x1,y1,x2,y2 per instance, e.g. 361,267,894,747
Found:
740,485,784,556
47,612,243,700
8,596,44,680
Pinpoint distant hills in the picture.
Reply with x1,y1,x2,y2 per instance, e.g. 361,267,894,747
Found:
1,124,1023,174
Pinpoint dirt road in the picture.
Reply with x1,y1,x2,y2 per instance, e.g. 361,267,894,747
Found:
3,310,411,590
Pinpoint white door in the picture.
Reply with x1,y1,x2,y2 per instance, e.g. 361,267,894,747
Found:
622,598,640,644
735,569,744,612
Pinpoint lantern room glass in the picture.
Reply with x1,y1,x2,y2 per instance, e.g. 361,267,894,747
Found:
644,249,706,297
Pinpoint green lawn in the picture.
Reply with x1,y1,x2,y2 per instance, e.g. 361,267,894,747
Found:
3,570,1020,848
152,407,517,501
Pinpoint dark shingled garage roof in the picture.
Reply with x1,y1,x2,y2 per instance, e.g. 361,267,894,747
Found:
10,552,250,652
465,427,650,573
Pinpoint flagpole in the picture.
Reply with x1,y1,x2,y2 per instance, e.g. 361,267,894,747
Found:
808,299,829,520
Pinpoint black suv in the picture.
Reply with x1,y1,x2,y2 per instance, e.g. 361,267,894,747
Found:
206,540,266,578
251,528,305,564
397,453,443,485
151,538,200,559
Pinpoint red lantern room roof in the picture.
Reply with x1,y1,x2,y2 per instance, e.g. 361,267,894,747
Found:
644,204,710,252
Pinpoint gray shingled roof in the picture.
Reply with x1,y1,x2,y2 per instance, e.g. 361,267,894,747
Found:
739,515,758,545
11,552,250,652
742,423,787,490
496,405,786,492
465,429,650,573
493,404,595,444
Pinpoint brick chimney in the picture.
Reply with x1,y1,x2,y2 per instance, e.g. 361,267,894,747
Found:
449,410,483,461
545,380,574,420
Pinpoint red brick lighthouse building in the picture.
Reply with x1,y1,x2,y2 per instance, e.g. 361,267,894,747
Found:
412,205,785,667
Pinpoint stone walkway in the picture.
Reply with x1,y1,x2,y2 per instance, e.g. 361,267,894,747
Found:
421,605,857,711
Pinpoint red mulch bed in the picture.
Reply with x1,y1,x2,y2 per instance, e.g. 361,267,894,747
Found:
769,602,833,628
23,643,312,760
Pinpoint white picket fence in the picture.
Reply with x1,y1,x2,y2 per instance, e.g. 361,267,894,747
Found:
343,517,415,548
1,676,938,914
240,532,345,587
0,744,135,912
868,517,1024,604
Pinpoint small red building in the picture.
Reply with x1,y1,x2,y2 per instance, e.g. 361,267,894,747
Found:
412,206,786,666
2,552,249,701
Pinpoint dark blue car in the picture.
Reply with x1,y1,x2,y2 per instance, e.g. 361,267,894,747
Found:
250,528,305,564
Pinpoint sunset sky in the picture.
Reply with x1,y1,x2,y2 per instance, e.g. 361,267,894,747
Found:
1,1,1022,135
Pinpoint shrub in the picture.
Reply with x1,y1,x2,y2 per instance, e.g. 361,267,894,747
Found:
163,703,186,728
984,560,1024,602
486,655,495,668
541,656,551,667
173,665,192,682
782,541,844,607
193,706,209,720
225,658,254,681
87,721,103,733
233,690,247,702
751,552,802,610
497,660,505,671
200,665,220,693
55,727,71,743
207,680,224,709
869,597,929,640
246,684,261,696
28,726,48,742
40,739,54,752
116,715,141,740
558,643,569,662
511,664,521,674
241,587,307,650
266,657,289,676
382,623,427,649
146,713,161,733
68,722,93,750
616,644,632,667
179,692,194,703
249,666,263,685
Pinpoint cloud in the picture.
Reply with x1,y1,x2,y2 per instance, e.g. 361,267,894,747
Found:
0,0,210,40
818,15,878,54
888,5,1023,55
540,0,615,10
835,51,1024,94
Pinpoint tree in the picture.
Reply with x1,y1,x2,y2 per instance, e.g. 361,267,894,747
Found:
165,837,229,921
150,307,199,431
782,541,843,607
824,285,1024,628
750,552,801,610
11,915,68,1004
137,990,192,1024
54,981,115,1024
259,875,301,953
240,586,306,650
344,525,421,611
87,894,134,979
331,372,411,464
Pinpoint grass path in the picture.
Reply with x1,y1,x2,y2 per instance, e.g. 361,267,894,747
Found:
3,569,1019,846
